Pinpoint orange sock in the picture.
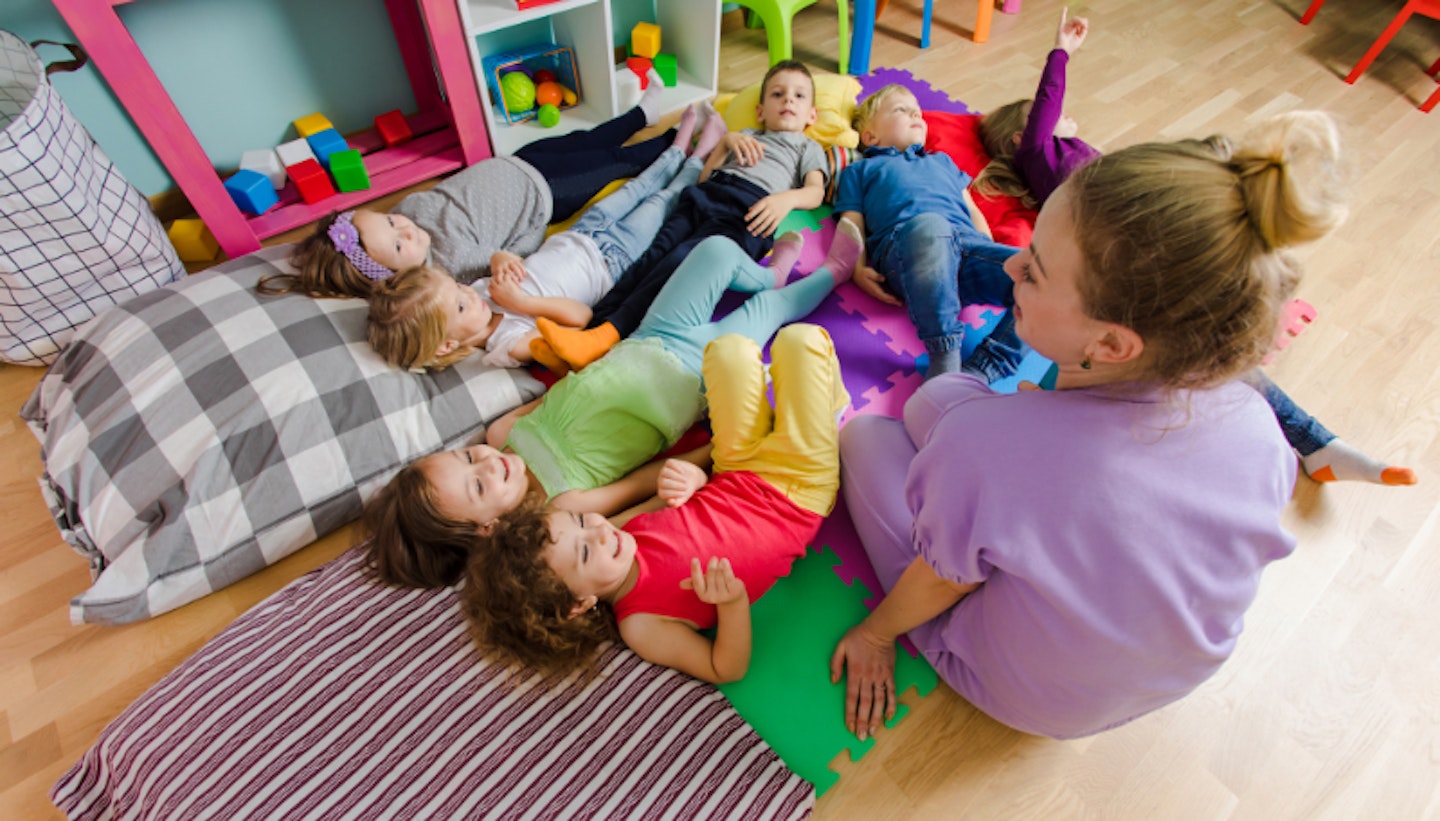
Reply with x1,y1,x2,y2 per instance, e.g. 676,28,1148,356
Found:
537,318,620,370
528,336,571,376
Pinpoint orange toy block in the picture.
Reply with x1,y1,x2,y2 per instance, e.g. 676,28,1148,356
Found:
168,218,218,263
631,21,661,59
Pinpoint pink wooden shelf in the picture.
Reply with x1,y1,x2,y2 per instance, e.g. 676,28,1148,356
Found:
51,0,493,259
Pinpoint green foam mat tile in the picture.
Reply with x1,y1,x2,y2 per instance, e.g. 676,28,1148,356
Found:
777,203,831,236
718,545,938,795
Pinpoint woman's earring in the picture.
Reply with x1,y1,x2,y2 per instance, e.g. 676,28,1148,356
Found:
1080,357,1092,370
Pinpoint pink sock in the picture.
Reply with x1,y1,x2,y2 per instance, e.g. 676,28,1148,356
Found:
672,104,698,151
820,218,864,285
767,231,805,287
691,106,729,160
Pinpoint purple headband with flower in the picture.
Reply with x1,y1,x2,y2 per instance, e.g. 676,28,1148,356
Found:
328,211,394,282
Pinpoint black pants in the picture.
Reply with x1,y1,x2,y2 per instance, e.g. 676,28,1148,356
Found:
588,172,775,336
515,106,675,223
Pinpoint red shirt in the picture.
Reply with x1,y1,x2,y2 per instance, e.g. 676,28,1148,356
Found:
613,471,821,628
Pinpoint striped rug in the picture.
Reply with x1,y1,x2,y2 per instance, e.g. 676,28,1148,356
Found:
51,548,813,820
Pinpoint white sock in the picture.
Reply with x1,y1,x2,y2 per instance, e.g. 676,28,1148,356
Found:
1300,439,1417,486
639,69,665,125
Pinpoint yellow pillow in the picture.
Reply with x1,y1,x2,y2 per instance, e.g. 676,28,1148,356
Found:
717,72,861,149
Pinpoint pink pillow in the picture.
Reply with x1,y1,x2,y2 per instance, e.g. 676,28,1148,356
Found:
922,111,1037,248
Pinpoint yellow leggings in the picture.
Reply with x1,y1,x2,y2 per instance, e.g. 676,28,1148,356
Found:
701,324,849,517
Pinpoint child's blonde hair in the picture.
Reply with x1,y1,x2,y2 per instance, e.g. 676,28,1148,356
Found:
852,84,912,143
1066,111,1347,391
367,265,474,371
461,503,617,682
257,213,379,299
974,99,1037,208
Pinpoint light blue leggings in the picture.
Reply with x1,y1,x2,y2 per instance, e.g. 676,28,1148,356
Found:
635,235,836,376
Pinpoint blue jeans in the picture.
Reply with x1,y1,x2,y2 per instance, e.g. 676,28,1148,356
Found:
873,213,1019,354
1251,371,1334,456
570,147,703,280
635,236,835,375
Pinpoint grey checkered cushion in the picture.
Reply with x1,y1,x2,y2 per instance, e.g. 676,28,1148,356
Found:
21,244,543,625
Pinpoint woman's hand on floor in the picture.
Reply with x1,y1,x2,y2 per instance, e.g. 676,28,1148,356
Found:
831,622,898,741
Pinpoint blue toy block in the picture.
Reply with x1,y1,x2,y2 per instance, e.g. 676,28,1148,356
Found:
223,169,278,216
306,128,349,169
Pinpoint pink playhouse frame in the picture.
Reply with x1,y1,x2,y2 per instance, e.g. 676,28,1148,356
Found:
51,0,493,259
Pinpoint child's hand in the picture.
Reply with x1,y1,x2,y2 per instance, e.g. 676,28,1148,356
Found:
1055,7,1088,53
680,557,747,606
725,132,766,167
744,194,788,237
853,264,902,307
489,267,527,311
658,458,708,507
490,250,527,281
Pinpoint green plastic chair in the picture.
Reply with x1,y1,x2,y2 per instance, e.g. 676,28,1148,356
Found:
728,0,852,74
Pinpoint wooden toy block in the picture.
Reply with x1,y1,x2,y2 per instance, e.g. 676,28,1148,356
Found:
239,149,285,190
653,52,677,87
631,21,661,59
287,159,335,204
306,128,349,169
224,169,278,215
374,109,412,146
167,218,218,263
293,112,334,138
275,138,316,170
329,149,371,193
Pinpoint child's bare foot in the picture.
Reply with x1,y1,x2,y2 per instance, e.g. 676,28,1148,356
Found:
1301,439,1417,486
528,336,571,376
767,231,805,287
691,103,729,159
672,104,699,151
537,318,620,370
819,218,864,285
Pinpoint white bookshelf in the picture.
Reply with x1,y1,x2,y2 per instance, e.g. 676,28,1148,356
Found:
457,0,720,157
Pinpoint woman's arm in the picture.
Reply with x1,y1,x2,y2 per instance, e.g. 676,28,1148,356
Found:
830,557,978,739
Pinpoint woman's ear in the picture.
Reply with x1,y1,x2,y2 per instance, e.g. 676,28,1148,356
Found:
565,595,597,621
1090,323,1145,366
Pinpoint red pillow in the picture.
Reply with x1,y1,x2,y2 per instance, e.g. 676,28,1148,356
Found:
922,111,1037,248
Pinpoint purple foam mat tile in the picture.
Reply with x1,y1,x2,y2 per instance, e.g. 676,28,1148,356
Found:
815,494,922,657
857,67,977,116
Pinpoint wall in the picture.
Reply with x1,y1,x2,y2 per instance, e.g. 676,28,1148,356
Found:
5,0,415,196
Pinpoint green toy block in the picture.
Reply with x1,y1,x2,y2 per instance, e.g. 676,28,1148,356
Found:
718,545,938,795
328,149,370,193
653,52,678,87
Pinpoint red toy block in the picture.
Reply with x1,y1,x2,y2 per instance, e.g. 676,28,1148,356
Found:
626,56,654,88
287,158,335,204
374,109,412,147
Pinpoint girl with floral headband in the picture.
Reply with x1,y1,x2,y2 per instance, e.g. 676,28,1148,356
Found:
258,78,725,299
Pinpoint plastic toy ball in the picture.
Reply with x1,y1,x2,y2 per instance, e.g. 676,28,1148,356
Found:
500,72,536,114
535,81,564,108
533,68,558,84
537,104,561,127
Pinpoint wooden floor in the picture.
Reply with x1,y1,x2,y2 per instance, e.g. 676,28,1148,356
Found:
4,0,1439,817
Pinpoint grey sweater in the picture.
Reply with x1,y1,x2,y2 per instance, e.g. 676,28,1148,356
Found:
394,156,552,283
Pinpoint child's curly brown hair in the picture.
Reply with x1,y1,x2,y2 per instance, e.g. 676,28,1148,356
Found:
460,501,618,682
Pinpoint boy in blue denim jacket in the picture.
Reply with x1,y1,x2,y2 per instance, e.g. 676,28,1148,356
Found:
834,85,1023,380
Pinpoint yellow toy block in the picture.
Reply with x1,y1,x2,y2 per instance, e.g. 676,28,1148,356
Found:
168,218,218,263
631,21,661,59
293,112,334,138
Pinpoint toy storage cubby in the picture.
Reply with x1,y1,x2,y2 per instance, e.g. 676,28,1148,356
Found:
458,0,720,157
49,0,494,259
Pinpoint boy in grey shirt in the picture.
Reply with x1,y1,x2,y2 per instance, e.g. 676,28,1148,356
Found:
536,60,830,370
